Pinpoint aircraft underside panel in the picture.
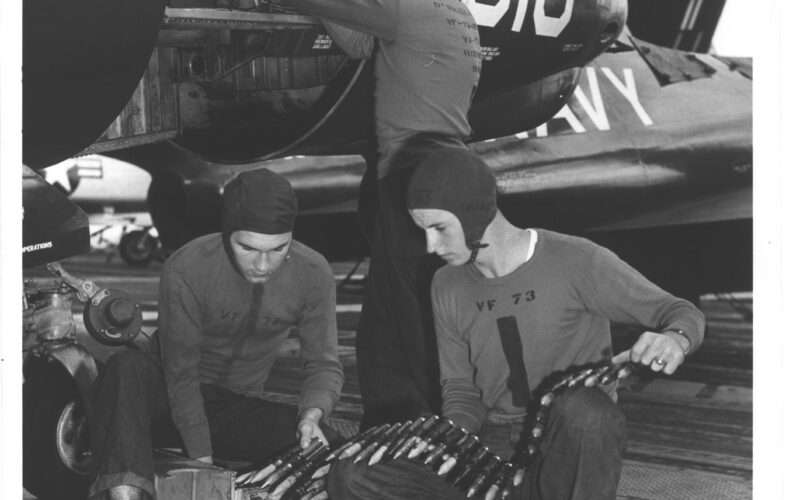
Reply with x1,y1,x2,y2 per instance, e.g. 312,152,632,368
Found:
82,48,181,156
83,7,360,162
23,0,167,168
62,1,627,164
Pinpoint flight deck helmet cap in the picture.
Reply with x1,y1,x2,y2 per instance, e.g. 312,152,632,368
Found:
222,168,298,235
406,148,497,248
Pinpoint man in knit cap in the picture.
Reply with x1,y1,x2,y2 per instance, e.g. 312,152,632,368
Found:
327,148,705,499
88,169,343,500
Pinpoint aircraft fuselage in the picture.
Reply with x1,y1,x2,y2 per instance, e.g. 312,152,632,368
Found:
23,0,627,167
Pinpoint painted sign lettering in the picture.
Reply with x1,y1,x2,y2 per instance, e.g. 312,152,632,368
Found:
22,241,54,254
495,66,654,140
464,0,574,36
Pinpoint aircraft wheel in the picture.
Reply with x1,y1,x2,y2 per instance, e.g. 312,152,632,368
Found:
23,357,92,500
119,229,158,266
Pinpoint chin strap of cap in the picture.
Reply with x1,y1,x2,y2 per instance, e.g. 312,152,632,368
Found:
466,242,489,265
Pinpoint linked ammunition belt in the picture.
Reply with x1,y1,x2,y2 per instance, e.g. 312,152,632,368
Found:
234,360,635,500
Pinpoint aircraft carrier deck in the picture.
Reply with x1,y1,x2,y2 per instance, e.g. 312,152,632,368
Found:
23,252,753,500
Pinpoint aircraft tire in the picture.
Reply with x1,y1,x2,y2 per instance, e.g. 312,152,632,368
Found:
119,230,157,267
23,357,92,500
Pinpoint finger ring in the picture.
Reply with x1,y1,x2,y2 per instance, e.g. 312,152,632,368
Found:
655,358,666,366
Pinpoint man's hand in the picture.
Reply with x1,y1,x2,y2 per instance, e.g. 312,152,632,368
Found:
297,408,328,448
611,331,688,375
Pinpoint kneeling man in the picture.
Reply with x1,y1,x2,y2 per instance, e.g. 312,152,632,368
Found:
90,169,343,500
328,148,704,500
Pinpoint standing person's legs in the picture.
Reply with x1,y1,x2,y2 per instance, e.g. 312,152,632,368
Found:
89,349,177,500
356,58,378,245
357,135,378,245
356,166,442,429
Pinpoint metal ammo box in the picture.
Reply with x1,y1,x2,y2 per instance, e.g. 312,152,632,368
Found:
154,450,234,500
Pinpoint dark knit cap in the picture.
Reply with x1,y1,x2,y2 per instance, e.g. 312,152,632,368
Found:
406,148,497,248
222,168,297,235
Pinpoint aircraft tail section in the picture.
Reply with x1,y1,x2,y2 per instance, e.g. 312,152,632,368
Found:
627,0,727,52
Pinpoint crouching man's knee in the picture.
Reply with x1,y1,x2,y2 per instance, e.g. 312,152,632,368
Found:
531,388,626,500
548,387,626,441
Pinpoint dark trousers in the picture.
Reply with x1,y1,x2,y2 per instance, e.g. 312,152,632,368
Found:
88,349,309,498
328,387,627,500
356,151,444,428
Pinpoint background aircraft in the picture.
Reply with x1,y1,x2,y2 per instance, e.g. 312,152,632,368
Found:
24,0,751,300
42,156,150,211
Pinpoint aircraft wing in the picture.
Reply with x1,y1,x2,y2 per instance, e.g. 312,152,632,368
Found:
283,41,752,233
468,42,751,233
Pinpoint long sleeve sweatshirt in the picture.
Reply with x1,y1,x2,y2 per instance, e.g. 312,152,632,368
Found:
159,234,343,458
431,229,706,432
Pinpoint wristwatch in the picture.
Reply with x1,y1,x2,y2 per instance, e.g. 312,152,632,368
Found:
663,329,692,355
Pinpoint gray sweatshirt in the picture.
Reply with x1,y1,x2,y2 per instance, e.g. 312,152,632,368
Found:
431,229,705,432
159,234,343,458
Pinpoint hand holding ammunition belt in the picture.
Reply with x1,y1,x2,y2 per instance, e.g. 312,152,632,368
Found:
234,360,636,500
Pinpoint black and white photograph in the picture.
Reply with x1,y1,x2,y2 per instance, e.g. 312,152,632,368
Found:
2,1,789,499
